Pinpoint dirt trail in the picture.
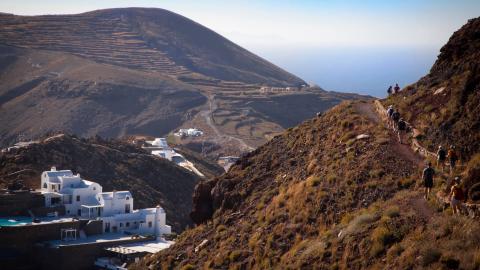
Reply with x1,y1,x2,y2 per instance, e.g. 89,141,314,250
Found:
355,102,423,165
355,101,435,221
199,94,254,152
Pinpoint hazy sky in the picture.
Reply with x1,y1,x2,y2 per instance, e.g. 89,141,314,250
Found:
1,1,479,95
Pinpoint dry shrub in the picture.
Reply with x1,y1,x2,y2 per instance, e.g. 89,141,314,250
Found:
421,247,441,266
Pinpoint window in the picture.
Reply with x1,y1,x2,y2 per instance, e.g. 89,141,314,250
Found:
77,209,81,216
43,183,47,188
76,195,80,202
93,187,96,191
148,221,152,228
125,204,131,213
67,210,70,214
119,223,123,228
58,185,61,190
126,222,130,227
126,196,129,200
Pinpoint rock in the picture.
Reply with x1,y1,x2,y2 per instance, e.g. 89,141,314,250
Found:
190,180,217,224
356,134,370,140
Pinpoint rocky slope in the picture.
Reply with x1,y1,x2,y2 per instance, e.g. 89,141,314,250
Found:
0,134,200,232
385,17,480,160
132,18,480,270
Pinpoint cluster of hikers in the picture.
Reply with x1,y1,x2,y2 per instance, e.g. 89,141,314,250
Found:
422,151,463,215
387,83,401,95
385,98,463,215
386,105,408,144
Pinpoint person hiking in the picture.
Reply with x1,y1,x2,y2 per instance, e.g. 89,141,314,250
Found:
387,86,393,96
449,177,464,215
437,145,446,172
448,145,458,175
386,105,394,127
397,118,407,144
394,83,400,94
391,110,401,131
422,162,435,200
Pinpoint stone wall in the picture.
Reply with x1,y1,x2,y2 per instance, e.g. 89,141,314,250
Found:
0,190,44,216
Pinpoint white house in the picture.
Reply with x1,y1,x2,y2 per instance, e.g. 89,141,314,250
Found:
39,167,171,236
142,138,204,177
174,128,203,137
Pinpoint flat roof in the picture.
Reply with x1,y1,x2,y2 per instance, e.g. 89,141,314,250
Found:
106,239,174,254
46,233,151,247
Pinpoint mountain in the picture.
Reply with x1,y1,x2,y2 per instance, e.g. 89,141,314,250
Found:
385,17,480,160
0,8,365,154
0,134,201,232
132,18,480,269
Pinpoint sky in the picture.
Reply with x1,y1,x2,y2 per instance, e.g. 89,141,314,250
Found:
1,1,479,96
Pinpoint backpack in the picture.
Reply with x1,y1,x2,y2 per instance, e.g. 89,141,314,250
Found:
437,149,446,160
387,108,393,116
449,150,458,161
392,112,400,121
398,121,406,131
453,185,465,201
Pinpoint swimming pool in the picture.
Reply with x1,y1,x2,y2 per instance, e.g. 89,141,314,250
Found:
0,217,31,226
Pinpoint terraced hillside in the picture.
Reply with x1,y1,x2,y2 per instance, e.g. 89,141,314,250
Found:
0,8,303,86
0,8,365,154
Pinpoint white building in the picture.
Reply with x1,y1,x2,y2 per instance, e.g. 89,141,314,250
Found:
142,138,205,177
39,167,171,236
174,128,203,137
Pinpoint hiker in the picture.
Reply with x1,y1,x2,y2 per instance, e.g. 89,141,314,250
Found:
397,118,407,144
447,145,458,175
437,145,446,172
387,86,393,96
391,110,401,131
422,162,435,200
394,83,400,94
449,177,464,215
386,105,394,127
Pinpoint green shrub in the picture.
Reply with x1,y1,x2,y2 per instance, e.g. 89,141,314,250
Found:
180,264,195,270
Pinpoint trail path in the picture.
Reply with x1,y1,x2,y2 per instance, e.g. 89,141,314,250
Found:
199,94,254,152
355,101,435,221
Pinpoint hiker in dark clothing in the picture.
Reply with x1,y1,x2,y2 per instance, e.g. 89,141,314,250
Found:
437,145,446,172
449,177,464,215
394,83,400,94
391,110,401,131
422,162,435,200
387,86,393,96
397,118,407,144
447,145,458,175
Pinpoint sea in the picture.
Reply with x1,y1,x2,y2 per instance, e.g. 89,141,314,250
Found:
258,46,439,98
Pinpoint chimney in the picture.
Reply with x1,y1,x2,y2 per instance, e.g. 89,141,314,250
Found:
51,166,57,171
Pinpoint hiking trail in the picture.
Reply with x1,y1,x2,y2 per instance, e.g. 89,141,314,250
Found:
355,101,435,221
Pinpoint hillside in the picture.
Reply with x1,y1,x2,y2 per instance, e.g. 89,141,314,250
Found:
0,134,200,232
132,18,480,270
0,8,365,154
384,17,480,160
0,8,303,86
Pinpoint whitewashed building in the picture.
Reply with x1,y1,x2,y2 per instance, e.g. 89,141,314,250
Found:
39,167,171,236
